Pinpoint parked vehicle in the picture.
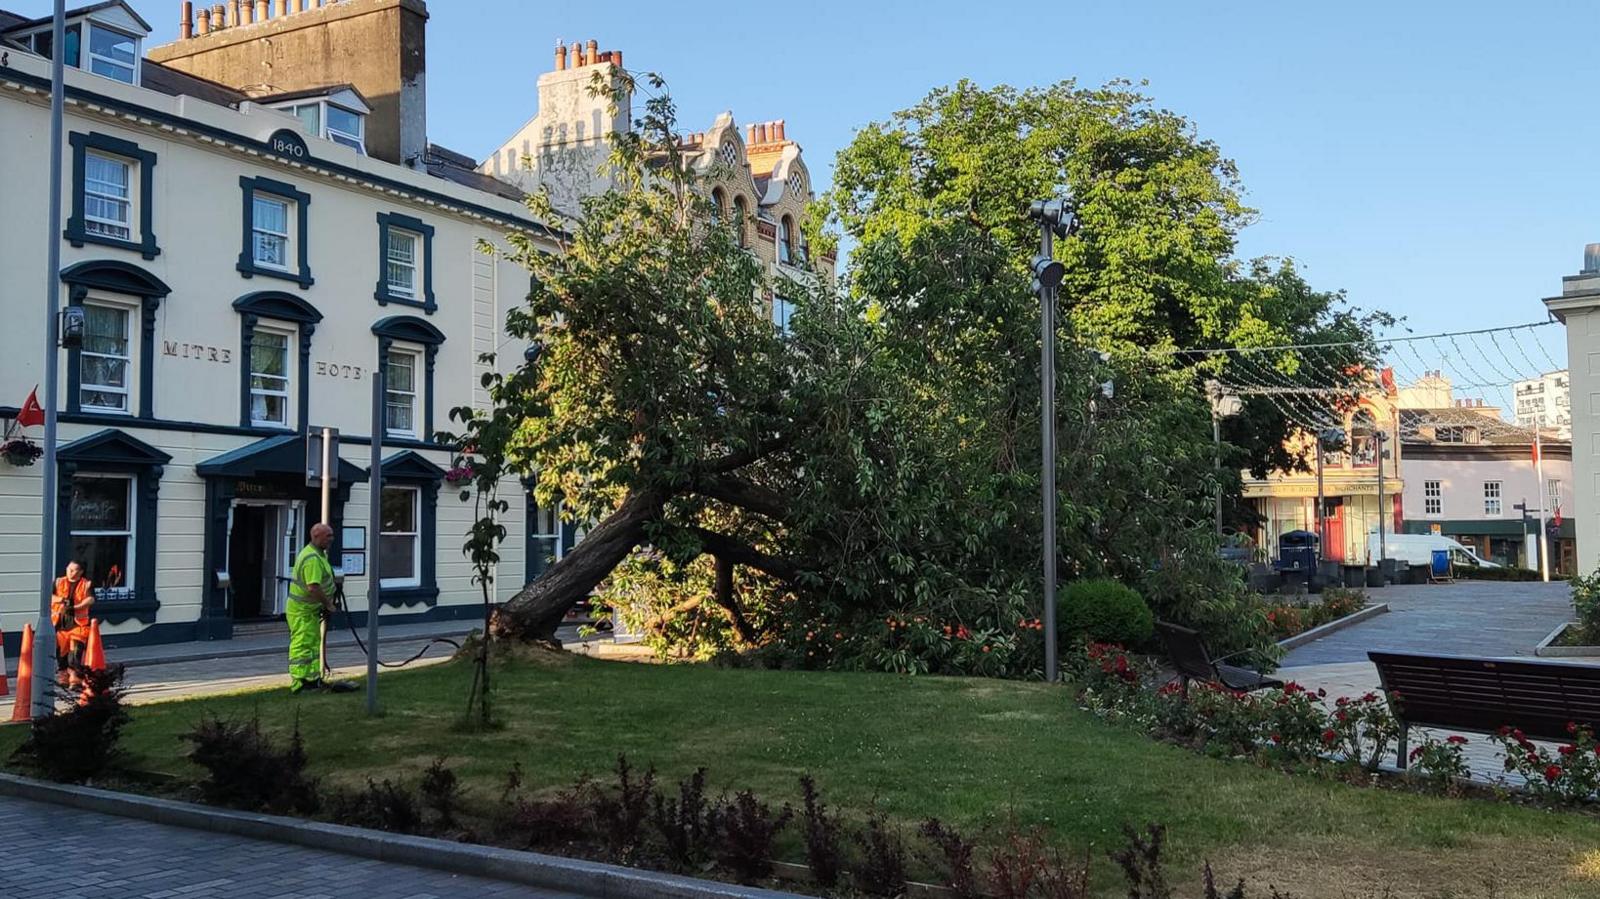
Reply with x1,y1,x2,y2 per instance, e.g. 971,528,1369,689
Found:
1366,532,1499,569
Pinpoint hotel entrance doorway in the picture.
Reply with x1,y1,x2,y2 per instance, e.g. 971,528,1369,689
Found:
228,500,304,620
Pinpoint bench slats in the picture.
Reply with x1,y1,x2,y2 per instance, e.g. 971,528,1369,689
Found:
1371,651,1600,745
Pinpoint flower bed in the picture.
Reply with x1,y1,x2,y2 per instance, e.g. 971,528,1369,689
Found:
1072,642,1600,804
1261,586,1367,641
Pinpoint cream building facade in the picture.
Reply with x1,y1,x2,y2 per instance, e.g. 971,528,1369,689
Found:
0,0,558,654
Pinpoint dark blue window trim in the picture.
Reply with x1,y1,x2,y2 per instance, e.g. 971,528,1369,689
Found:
376,451,445,608
233,291,323,434
372,316,445,442
237,176,314,289
61,260,170,420
66,132,160,260
375,212,437,314
54,429,172,627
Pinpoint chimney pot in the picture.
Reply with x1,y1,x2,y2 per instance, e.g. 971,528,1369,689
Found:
612,50,623,69
1584,243,1600,274
228,0,240,26
196,7,210,33
256,0,267,21
573,41,586,66
774,119,786,141
746,124,756,143
587,38,599,62
275,0,287,17
211,4,225,28
181,1,194,39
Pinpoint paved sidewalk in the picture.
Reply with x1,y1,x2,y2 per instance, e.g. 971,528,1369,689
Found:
0,795,582,899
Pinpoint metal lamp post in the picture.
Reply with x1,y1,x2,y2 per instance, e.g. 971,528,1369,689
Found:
1206,382,1243,536
32,0,68,717
1028,198,1076,684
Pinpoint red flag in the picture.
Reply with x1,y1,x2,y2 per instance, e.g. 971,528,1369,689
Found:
16,387,43,428
1531,440,1541,464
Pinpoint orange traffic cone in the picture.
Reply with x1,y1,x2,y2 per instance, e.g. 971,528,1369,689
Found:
10,624,33,723
0,626,9,698
85,620,105,672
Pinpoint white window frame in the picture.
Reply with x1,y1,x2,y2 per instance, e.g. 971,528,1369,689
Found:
251,194,294,272
70,473,134,589
1424,480,1442,517
85,22,140,86
1484,480,1502,517
1549,478,1563,512
80,300,133,414
385,349,420,439
379,485,421,589
325,103,366,154
385,229,420,300
83,150,134,241
249,327,293,428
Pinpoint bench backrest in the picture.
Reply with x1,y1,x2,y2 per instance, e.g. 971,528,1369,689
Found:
1156,621,1215,681
1370,651,1600,743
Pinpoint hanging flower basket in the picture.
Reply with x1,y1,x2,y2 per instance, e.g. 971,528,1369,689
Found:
444,463,476,486
1,437,44,467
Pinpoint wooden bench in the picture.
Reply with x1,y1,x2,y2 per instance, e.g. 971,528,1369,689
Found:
1156,621,1283,695
1369,651,1600,767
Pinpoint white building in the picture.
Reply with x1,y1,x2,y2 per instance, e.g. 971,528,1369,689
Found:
0,0,565,655
1398,408,1573,573
1513,370,1571,439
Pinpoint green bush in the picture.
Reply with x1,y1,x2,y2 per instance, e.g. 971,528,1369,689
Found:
1572,567,1600,644
1057,578,1154,646
1456,566,1541,582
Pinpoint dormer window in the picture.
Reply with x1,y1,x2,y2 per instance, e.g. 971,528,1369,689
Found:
9,2,149,87
264,87,371,155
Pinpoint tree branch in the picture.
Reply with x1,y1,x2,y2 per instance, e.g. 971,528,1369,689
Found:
690,527,803,583
692,476,792,522
713,554,759,643
700,434,791,474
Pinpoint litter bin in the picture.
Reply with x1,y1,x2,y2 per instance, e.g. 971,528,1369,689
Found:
1274,531,1320,585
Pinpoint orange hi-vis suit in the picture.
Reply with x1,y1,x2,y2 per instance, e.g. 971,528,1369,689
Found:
52,577,93,679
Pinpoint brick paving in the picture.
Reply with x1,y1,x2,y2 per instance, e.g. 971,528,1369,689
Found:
1280,579,1571,666
1279,580,1582,783
0,795,584,899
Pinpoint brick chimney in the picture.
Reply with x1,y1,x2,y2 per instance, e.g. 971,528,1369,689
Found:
156,0,429,167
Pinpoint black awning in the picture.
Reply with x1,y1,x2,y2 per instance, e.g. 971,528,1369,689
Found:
196,434,368,483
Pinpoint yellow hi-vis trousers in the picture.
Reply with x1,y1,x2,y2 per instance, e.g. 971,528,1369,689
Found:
287,599,323,691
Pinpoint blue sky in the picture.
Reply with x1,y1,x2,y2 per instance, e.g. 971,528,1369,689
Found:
20,1,1590,363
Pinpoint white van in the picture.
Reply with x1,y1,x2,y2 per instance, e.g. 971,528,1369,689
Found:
1366,532,1499,569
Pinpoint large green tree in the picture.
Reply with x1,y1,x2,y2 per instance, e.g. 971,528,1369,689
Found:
460,76,1386,672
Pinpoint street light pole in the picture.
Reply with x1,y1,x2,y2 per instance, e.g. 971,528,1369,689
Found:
1028,199,1073,684
33,0,68,718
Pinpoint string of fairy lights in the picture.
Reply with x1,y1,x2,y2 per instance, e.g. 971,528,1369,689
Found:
1170,321,1567,442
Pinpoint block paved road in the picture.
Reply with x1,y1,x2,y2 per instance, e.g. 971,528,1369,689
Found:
1279,579,1571,666
0,795,585,899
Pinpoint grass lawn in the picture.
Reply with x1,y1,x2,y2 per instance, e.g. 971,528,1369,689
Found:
6,652,1600,898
